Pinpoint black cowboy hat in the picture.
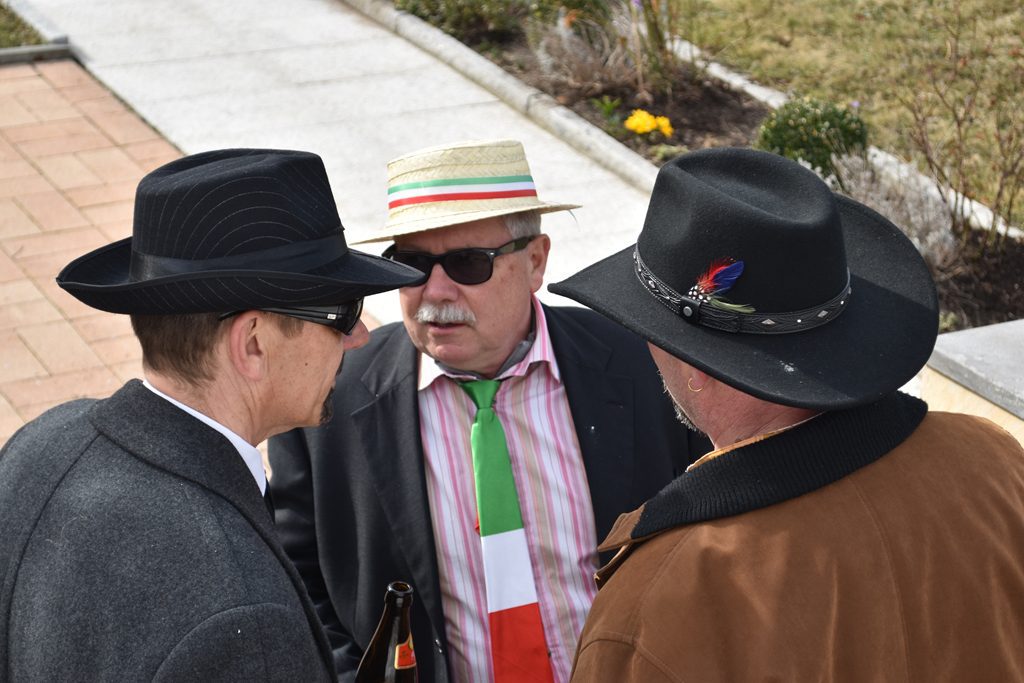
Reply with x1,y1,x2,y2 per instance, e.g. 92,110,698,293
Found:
550,147,939,410
57,148,424,314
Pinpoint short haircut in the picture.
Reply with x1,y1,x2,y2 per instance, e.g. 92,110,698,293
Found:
502,209,542,239
131,311,303,386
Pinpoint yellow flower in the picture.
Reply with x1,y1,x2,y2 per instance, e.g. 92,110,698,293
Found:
624,109,658,135
656,115,673,138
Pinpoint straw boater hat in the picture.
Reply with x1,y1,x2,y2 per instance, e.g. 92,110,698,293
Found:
353,139,579,243
57,149,424,314
550,147,939,411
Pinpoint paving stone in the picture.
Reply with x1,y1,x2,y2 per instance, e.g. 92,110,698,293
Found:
35,60,93,88
77,147,144,183
16,132,113,158
0,279,43,306
5,226,106,260
16,190,90,231
2,117,100,143
0,392,25,446
58,81,113,104
109,359,144,384
90,333,142,366
0,159,35,180
82,199,133,226
0,96,37,127
0,198,40,239
71,312,133,342
32,276,96,319
0,75,49,97
87,110,160,145
0,174,52,199
0,329,47,383
0,366,121,411
0,249,22,283
15,249,80,278
0,136,21,162
122,138,179,164
16,89,78,121
0,299,63,330
95,219,132,242
65,180,137,208
36,153,104,189
0,64,36,81
17,319,104,373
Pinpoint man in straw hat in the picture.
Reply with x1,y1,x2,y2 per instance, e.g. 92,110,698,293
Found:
269,139,708,682
0,149,424,681
548,147,1024,681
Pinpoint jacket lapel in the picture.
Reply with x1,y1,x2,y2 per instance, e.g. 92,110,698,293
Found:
545,306,637,545
88,381,335,674
350,330,448,641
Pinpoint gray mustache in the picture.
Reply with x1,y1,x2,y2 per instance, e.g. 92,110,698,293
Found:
415,303,477,325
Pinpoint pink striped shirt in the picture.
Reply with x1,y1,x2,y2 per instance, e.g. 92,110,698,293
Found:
418,297,599,683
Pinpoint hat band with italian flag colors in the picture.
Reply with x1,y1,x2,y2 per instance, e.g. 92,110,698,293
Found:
387,174,538,210
352,139,578,244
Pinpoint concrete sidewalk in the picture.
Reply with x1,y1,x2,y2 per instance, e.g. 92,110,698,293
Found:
0,0,651,444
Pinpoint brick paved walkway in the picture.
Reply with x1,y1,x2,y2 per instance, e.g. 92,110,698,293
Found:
0,59,180,444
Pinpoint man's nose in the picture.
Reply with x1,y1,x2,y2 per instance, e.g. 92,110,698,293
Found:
420,262,460,302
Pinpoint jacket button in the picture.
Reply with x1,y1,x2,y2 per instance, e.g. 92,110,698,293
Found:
434,638,443,653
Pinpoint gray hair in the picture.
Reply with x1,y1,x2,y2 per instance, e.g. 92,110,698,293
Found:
502,210,542,239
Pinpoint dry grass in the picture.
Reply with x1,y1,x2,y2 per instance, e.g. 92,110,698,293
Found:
0,2,43,48
679,0,1024,224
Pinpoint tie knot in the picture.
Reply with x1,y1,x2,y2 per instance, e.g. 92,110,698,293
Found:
460,379,501,409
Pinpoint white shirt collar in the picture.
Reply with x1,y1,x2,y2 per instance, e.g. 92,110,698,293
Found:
142,379,267,495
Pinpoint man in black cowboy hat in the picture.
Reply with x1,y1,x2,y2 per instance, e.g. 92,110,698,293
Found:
0,149,423,682
551,147,1024,681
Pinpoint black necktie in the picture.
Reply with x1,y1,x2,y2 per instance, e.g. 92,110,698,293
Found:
263,486,275,521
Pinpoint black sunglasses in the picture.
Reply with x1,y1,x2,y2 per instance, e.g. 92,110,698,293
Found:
218,299,364,335
382,236,536,286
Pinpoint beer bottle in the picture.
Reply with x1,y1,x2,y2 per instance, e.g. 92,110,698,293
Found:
355,581,418,683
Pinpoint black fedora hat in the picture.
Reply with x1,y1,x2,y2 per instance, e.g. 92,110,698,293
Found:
550,147,939,410
57,148,425,314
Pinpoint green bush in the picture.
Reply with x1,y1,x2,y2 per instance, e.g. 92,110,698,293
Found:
756,97,867,181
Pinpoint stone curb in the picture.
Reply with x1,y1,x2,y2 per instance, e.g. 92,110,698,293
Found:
342,0,658,193
0,38,72,64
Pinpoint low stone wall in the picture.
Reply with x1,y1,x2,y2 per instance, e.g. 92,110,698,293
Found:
922,319,1024,444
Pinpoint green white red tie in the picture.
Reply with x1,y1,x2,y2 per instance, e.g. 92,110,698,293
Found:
460,379,554,683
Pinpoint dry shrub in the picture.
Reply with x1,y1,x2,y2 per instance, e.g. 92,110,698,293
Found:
828,154,956,271
526,12,636,99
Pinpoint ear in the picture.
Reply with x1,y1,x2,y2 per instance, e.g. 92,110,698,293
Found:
225,311,270,381
526,234,551,293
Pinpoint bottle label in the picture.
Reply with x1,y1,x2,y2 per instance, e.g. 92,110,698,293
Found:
395,633,416,670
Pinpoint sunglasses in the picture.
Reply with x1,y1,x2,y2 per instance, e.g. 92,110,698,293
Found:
218,299,364,335
382,236,536,285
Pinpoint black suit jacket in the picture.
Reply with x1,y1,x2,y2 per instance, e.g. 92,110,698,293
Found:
0,381,334,681
268,305,707,682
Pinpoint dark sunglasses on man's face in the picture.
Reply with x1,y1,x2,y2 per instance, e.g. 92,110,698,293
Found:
218,298,364,335
382,236,536,286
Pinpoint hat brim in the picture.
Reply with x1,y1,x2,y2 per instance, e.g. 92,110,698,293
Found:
549,195,939,410
57,237,425,315
352,202,579,244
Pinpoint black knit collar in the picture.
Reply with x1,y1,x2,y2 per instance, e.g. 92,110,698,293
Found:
632,392,928,539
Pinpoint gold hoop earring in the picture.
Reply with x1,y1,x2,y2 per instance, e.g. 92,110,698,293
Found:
687,377,704,393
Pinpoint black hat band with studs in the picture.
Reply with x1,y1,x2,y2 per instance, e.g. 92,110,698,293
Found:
633,247,852,335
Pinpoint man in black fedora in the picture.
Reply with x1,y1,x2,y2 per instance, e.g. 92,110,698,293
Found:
0,149,423,682
550,147,1024,681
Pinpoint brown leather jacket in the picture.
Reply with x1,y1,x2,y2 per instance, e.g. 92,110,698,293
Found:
572,394,1024,682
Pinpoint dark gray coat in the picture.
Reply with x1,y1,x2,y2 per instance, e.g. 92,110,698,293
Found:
0,380,334,682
